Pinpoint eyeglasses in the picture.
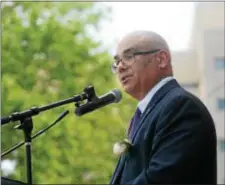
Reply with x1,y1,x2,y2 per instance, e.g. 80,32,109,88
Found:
111,49,160,74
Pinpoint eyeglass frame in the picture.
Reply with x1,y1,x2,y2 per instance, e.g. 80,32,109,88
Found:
111,48,160,74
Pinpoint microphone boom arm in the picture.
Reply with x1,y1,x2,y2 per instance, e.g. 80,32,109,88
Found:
1,85,96,125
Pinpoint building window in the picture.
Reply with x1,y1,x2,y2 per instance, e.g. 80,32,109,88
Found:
215,57,225,69
217,98,225,110
218,140,225,151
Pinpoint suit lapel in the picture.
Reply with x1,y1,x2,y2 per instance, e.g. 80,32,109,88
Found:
131,79,180,143
110,155,125,184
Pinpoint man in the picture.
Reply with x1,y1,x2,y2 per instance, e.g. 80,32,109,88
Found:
110,30,217,184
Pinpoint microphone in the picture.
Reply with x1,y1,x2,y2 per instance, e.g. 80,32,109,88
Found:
75,89,122,116
1,116,12,125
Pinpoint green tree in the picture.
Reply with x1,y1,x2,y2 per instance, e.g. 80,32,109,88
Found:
1,1,136,184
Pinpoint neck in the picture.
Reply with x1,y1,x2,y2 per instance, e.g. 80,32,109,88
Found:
133,75,172,100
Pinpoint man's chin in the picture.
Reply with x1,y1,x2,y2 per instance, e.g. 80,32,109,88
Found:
123,84,134,94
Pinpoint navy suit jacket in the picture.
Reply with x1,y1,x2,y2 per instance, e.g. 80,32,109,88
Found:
110,79,217,184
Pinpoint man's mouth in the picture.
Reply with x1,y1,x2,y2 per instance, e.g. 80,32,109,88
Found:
121,75,132,83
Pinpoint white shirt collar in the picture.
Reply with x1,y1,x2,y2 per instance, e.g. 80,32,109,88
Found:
137,76,175,113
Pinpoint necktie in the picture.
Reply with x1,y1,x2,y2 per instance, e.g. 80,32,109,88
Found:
128,107,142,138
115,108,141,184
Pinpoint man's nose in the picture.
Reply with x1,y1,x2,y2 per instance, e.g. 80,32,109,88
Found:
117,60,127,73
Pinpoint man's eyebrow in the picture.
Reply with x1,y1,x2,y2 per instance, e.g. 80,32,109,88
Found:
113,47,136,59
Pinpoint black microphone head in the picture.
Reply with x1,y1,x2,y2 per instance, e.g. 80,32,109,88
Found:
74,89,122,116
111,89,122,103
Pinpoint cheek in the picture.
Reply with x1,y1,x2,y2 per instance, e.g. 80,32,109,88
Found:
130,69,144,87
133,63,146,77
133,65,152,86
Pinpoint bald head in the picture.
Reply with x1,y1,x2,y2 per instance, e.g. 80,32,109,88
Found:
117,30,171,61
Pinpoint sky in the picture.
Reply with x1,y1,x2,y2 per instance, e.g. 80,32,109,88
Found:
99,2,196,53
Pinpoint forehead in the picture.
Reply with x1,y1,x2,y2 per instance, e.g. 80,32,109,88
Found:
115,36,140,56
115,35,150,57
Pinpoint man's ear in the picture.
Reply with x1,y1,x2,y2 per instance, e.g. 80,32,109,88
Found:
158,50,170,69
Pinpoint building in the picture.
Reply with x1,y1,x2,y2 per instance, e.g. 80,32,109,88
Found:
172,2,225,183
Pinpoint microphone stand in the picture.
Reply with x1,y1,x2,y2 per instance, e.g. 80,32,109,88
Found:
1,110,69,184
1,85,97,185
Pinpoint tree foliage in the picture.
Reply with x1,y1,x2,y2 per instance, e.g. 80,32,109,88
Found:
1,1,136,184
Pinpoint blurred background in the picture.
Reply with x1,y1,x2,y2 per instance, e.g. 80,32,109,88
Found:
1,1,224,184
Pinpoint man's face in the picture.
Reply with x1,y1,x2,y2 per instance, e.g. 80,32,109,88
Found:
113,38,159,99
